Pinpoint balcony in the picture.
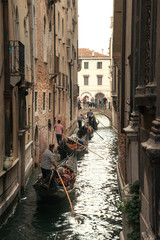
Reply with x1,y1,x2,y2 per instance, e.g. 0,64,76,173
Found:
9,40,24,86
135,82,156,114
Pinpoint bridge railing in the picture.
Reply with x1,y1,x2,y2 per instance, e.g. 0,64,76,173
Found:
78,108,112,121
78,101,111,110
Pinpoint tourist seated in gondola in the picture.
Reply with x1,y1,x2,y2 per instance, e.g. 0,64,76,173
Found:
76,138,85,149
54,166,76,190
87,124,93,134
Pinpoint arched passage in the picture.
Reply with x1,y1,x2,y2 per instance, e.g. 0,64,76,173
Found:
80,92,92,100
78,108,112,122
95,93,105,109
95,93,105,98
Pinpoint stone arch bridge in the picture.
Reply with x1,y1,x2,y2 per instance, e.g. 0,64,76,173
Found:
78,108,112,122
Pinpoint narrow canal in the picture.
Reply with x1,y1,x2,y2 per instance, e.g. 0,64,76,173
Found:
0,115,122,240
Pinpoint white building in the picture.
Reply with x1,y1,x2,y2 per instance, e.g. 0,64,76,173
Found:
78,48,112,107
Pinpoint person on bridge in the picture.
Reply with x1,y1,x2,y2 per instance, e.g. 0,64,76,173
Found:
98,97,102,109
78,98,82,109
54,120,64,145
91,97,95,108
103,97,107,109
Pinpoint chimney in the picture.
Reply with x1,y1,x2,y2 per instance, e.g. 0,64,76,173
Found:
92,50,94,56
102,49,104,54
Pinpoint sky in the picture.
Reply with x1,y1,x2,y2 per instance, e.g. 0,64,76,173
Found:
78,0,113,55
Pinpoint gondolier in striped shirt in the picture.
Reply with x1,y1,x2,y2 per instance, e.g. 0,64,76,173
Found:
87,109,93,125
40,144,56,179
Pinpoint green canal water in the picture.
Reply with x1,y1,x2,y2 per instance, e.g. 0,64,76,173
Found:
0,115,122,240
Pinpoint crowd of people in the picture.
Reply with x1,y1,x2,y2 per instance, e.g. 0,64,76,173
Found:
78,96,109,110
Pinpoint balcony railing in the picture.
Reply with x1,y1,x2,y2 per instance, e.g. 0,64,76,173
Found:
9,40,24,77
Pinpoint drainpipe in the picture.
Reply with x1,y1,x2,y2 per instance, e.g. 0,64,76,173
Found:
53,2,56,124
121,0,126,132
69,62,72,121
3,0,11,156
27,0,35,164
129,2,135,115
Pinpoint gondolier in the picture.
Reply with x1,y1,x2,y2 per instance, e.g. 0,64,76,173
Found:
87,109,93,125
40,144,56,179
54,120,64,145
33,150,77,203
77,114,84,129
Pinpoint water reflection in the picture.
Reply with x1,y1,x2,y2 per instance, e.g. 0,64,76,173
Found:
0,115,122,240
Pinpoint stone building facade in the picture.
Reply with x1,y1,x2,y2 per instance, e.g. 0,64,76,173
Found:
112,0,160,239
0,0,33,224
0,0,78,223
78,48,112,107
33,0,79,162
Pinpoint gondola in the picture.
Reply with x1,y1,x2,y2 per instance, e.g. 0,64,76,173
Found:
77,125,93,140
58,134,88,159
82,116,98,131
90,116,99,130
33,150,77,203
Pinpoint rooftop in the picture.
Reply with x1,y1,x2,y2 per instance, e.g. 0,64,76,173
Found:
78,48,109,58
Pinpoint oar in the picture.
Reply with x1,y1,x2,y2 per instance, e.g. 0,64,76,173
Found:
55,167,76,217
63,134,104,159
94,131,104,140
95,117,106,128
48,170,54,187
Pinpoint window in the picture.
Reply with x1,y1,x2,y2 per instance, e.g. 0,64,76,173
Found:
43,16,47,62
35,91,38,112
84,62,89,69
67,0,71,8
24,19,28,66
84,76,89,85
66,75,69,91
33,5,37,59
49,21,52,73
28,107,31,138
15,6,20,40
43,92,46,111
97,62,102,69
97,76,102,85
58,12,60,34
62,18,64,37
28,107,30,126
49,92,51,110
